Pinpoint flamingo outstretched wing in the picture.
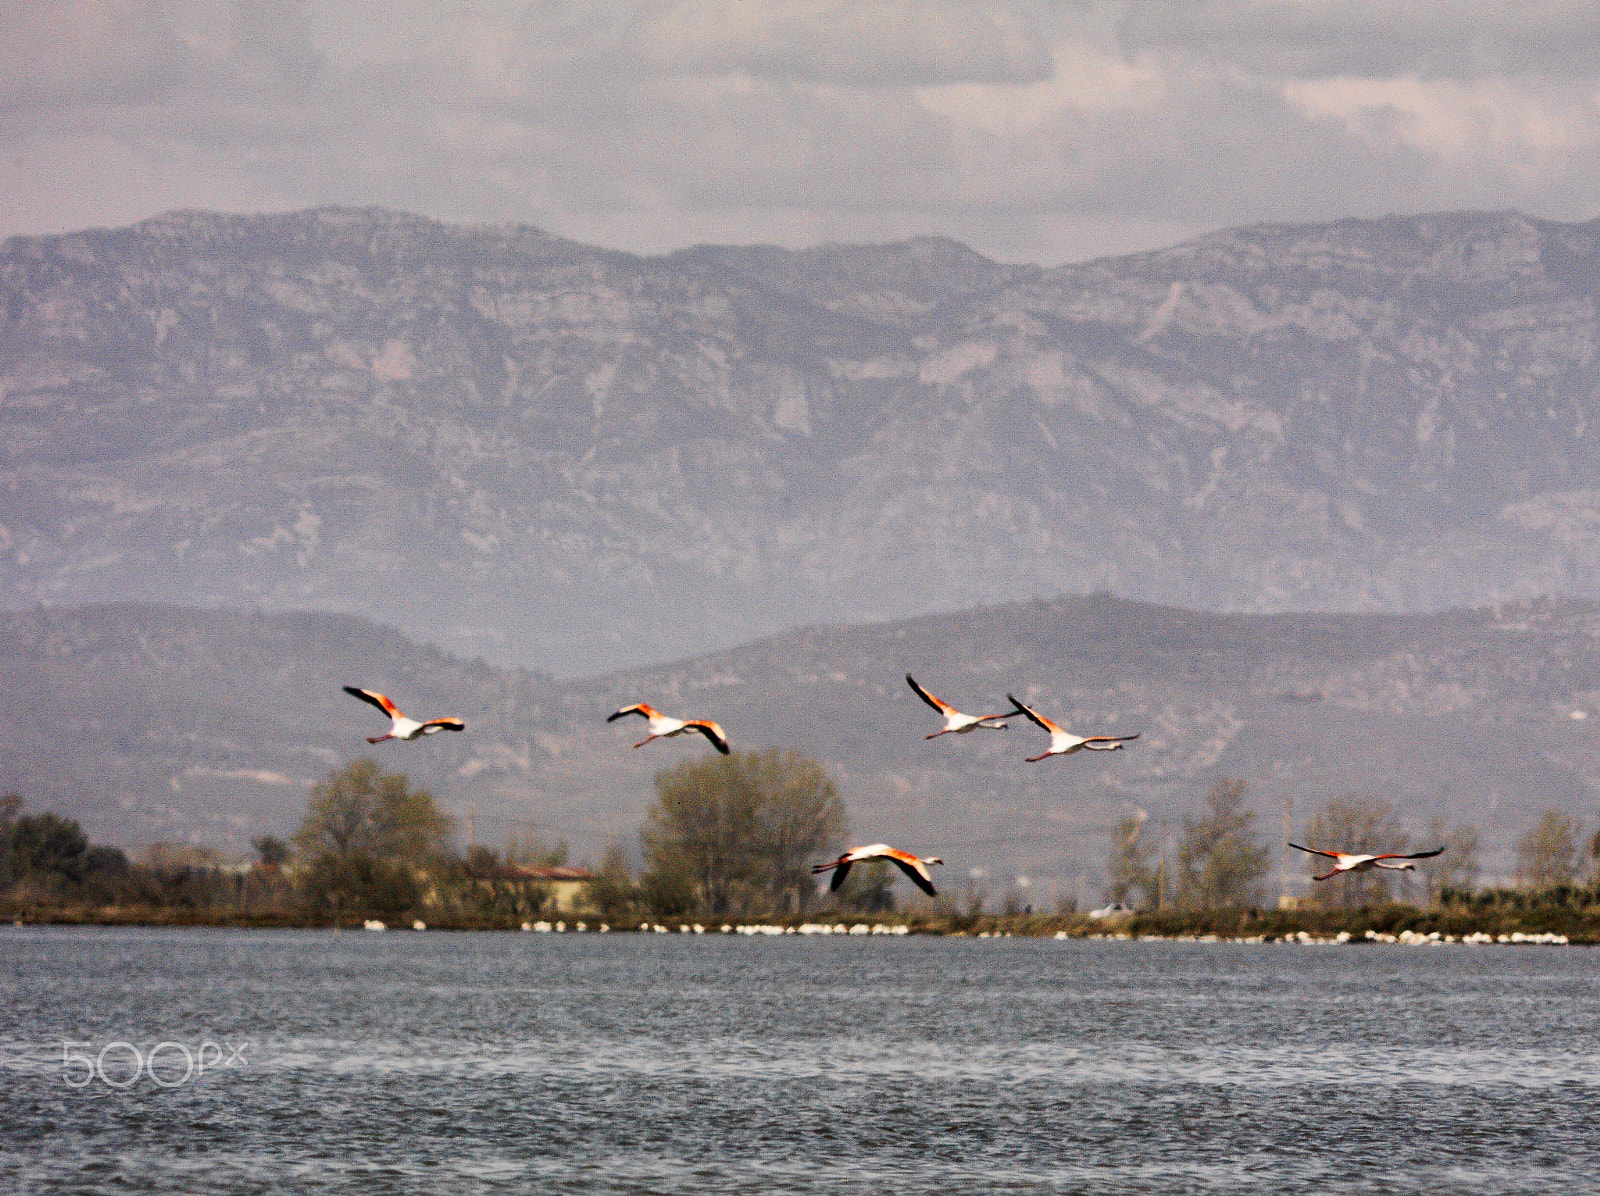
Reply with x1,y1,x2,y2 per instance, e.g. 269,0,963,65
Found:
906,675,956,716
812,857,853,891
1288,842,1344,880
344,686,400,718
1007,694,1061,735
687,720,731,755
1287,842,1339,860
883,850,939,896
1081,734,1140,750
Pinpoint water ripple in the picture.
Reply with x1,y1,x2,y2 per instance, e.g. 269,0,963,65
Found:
1,928,1597,1193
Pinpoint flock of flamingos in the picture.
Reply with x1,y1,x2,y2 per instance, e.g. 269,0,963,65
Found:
342,675,1442,901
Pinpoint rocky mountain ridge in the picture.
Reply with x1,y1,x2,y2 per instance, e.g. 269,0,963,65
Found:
4,207,1600,674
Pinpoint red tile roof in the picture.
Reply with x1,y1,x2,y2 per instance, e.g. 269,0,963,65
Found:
506,864,595,881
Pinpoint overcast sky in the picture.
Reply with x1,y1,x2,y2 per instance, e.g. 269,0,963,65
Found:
2,1,1598,265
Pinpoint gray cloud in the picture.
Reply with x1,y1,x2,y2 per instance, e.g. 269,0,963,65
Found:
0,3,192,106
1116,1,1600,80
618,1,1054,87
0,0,1596,266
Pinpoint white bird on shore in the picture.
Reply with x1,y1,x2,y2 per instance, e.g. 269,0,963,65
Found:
607,702,731,754
905,674,1016,738
1006,694,1139,762
1288,842,1445,882
812,844,944,896
343,687,466,743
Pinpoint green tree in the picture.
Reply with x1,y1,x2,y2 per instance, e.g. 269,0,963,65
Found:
85,845,129,878
504,832,568,868
1516,810,1580,889
744,749,849,912
0,795,22,881
1301,796,1409,907
294,759,455,915
640,749,847,916
1104,814,1154,907
586,845,637,921
80,845,131,903
251,835,291,868
1175,778,1269,910
642,755,759,916
463,844,502,877
5,813,90,886
1418,817,1479,902
295,759,454,861
138,843,229,870
637,860,697,917
960,875,990,919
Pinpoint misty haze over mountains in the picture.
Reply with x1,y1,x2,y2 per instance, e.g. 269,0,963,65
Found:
4,207,1600,677
4,207,1600,892
5,595,1599,894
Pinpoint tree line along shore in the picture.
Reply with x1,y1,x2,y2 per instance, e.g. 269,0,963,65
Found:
4,754,1600,943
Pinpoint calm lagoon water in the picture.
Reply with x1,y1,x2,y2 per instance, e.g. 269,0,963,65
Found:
1,925,1597,1194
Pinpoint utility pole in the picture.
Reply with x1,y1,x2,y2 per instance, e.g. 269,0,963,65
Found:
466,806,476,849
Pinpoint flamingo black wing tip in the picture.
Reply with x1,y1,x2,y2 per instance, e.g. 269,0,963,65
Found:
906,675,946,712
1007,694,1050,730
343,686,387,711
690,723,731,754
886,856,938,897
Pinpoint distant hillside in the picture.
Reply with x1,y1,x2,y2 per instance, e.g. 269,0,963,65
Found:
5,208,1600,675
3,597,1597,903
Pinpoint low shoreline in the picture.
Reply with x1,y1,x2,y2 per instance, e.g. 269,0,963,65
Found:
4,901,1596,943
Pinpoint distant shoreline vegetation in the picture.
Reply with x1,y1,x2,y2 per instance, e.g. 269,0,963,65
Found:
3,905,1598,945
4,766,1600,942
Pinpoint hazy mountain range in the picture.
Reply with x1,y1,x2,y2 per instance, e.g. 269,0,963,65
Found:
4,596,1595,902
4,207,1600,677
5,206,1600,901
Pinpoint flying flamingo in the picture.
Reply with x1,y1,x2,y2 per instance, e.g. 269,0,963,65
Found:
812,844,944,896
1006,694,1140,762
607,703,731,754
905,674,1017,738
1288,842,1445,881
343,687,466,743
